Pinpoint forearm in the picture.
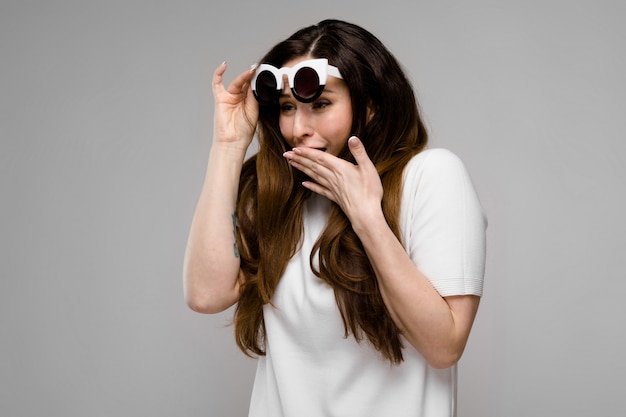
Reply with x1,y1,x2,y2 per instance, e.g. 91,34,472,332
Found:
183,142,248,313
352,212,478,369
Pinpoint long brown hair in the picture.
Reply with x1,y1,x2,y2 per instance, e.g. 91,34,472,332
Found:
234,19,428,364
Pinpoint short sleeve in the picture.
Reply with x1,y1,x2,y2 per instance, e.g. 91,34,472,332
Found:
400,148,487,297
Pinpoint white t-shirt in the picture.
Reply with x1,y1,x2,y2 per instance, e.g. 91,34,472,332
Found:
248,148,487,417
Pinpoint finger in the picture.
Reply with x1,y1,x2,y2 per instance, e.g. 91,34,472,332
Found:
347,136,373,166
212,61,228,94
283,156,323,186
287,149,334,177
286,158,319,180
212,62,256,97
301,180,335,201
225,65,257,95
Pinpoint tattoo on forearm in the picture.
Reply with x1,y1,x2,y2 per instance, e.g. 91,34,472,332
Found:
231,213,240,258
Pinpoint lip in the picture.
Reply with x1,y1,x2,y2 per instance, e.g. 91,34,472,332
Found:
295,146,327,152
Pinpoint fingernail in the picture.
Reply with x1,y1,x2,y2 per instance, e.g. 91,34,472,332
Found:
250,63,258,71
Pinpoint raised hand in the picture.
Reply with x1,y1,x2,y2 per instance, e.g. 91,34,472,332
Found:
212,62,259,150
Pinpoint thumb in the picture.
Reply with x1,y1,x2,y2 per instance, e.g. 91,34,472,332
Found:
348,136,372,165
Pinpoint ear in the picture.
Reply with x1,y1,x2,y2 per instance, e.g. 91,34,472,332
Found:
366,101,376,123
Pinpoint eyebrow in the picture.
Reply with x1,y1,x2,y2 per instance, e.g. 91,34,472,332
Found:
279,88,338,99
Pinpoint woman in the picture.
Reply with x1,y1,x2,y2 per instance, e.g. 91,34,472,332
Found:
184,19,487,417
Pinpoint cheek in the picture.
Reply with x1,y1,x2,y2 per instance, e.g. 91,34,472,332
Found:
325,112,352,138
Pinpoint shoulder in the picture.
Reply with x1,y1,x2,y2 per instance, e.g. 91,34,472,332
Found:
403,148,472,190
405,148,465,175
401,147,485,223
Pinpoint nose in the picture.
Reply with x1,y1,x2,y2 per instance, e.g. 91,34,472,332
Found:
292,108,314,145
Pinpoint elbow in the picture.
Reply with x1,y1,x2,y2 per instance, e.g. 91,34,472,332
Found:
426,350,464,370
422,341,468,369
183,265,239,314
183,280,239,314
185,293,223,314
402,323,473,369
407,335,466,369
184,288,238,314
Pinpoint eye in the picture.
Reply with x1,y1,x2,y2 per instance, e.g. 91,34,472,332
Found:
279,102,296,113
312,100,331,109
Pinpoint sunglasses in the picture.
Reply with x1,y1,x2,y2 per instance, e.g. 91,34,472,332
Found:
251,58,343,106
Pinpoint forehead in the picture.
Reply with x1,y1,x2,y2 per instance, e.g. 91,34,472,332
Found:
282,55,313,68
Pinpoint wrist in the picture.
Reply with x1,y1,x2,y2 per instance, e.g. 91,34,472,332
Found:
210,139,250,161
349,204,388,238
204,140,249,189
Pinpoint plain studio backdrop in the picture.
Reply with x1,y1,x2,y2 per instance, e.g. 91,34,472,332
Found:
1,1,624,416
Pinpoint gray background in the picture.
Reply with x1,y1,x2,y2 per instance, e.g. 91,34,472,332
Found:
1,0,624,416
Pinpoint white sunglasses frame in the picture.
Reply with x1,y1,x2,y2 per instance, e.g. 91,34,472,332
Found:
251,58,343,104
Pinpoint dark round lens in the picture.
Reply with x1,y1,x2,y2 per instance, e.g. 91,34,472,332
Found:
293,67,321,102
255,70,279,104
